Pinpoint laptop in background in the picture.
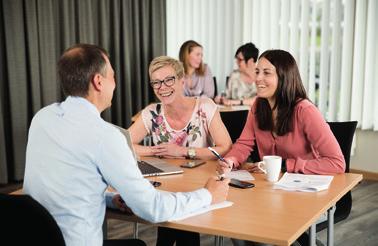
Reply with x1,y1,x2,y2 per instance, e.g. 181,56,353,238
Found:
115,126,183,177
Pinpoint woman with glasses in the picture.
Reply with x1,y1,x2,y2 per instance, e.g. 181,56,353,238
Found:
215,42,259,106
129,56,232,246
179,40,215,98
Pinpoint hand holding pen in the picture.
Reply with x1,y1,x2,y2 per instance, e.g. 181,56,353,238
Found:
208,147,233,180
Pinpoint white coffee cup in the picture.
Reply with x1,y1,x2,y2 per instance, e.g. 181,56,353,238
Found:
257,155,282,182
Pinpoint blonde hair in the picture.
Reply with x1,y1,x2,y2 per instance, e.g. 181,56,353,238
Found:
178,40,205,76
149,56,185,79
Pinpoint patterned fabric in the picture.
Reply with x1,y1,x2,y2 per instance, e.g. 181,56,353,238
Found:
226,70,257,100
141,97,217,148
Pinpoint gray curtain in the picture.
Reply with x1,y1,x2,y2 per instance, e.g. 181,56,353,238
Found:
0,0,166,184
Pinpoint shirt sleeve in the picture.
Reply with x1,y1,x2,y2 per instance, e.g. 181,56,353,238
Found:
285,103,345,174
201,65,215,98
96,128,212,223
225,109,256,168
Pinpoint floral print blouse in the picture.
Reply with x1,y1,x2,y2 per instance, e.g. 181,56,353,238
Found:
141,97,217,148
226,69,257,100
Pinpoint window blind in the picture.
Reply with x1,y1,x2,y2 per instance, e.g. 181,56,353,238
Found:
166,0,378,130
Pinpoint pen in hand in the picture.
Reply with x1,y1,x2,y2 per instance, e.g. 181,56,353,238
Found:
208,147,227,181
208,147,226,162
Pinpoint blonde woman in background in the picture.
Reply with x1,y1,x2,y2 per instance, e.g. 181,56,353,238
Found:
179,40,215,98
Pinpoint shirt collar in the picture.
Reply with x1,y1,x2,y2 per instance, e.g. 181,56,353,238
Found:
65,96,101,118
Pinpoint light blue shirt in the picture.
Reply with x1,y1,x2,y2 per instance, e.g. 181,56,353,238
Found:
23,96,211,246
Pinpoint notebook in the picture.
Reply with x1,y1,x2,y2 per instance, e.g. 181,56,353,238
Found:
116,126,183,177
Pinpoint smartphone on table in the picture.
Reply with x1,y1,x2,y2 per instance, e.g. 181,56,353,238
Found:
229,178,255,189
180,160,206,168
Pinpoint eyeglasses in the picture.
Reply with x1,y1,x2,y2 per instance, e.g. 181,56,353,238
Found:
150,76,176,89
236,57,245,63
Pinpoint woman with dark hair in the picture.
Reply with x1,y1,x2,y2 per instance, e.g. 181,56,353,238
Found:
179,40,215,98
218,49,345,178
217,49,345,246
215,42,259,106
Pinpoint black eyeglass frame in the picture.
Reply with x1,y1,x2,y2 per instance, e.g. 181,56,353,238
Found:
150,76,176,89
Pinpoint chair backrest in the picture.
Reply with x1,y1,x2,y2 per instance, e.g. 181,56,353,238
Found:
327,121,357,172
226,76,230,88
220,110,249,143
0,193,66,245
316,121,357,232
213,76,218,98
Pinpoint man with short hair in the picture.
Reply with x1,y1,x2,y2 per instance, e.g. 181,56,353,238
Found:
23,44,230,246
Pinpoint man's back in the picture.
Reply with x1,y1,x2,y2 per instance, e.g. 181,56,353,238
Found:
24,97,115,246
24,96,214,246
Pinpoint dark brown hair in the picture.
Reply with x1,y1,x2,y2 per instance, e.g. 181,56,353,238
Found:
235,42,259,63
255,49,308,135
58,44,108,97
178,40,205,76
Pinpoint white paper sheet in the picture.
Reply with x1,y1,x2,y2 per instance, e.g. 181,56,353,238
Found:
169,201,233,221
225,170,255,181
273,172,334,192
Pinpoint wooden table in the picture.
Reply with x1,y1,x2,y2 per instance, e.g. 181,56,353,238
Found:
107,159,362,246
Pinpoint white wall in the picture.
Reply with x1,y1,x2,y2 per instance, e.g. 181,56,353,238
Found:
351,130,378,173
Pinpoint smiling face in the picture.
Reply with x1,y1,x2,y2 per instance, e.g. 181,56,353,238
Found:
188,46,203,69
255,57,278,107
150,65,183,105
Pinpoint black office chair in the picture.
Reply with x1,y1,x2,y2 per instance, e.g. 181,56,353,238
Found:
0,193,66,245
298,121,358,245
213,76,218,98
220,110,249,143
316,121,358,231
225,76,230,88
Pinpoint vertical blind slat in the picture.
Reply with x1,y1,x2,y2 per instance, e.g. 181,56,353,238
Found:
339,0,355,122
328,0,342,121
361,0,377,129
280,0,290,50
319,0,330,115
270,0,280,49
299,0,310,91
351,0,367,126
308,0,318,102
289,0,300,60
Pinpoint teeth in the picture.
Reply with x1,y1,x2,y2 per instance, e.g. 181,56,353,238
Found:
160,91,173,97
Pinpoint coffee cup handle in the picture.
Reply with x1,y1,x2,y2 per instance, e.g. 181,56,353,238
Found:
257,161,267,174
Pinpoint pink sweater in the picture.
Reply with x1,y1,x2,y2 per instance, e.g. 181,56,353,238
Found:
225,100,345,174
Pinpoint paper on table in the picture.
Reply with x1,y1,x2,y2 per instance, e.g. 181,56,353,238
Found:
273,172,334,192
225,170,255,181
169,201,233,221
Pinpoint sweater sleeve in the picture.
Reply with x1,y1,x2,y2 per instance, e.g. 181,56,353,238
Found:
201,65,215,98
224,109,256,168
286,103,345,174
